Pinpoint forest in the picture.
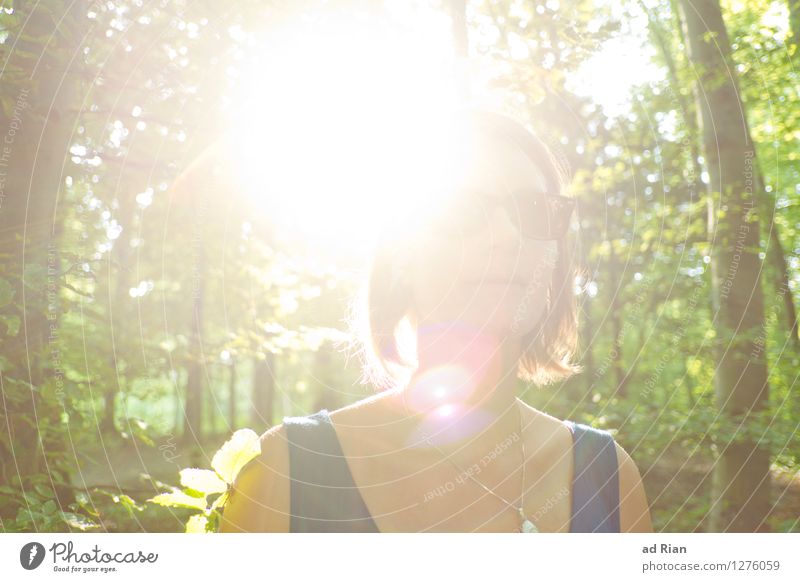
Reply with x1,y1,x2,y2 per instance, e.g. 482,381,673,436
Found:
0,0,798,533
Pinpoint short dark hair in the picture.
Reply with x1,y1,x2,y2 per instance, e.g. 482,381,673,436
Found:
346,107,584,391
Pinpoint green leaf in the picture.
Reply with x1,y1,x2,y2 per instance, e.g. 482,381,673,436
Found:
0,314,21,336
114,494,144,516
180,468,227,495
15,508,37,525
183,487,206,499
211,429,261,485
148,489,207,511
205,510,221,533
60,512,100,531
185,514,209,533
22,492,42,505
34,484,54,499
210,491,229,512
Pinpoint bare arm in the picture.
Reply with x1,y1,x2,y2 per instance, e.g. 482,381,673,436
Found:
615,441,654,532
219,424,291,533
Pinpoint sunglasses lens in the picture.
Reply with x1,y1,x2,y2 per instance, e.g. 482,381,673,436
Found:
430,188,574,239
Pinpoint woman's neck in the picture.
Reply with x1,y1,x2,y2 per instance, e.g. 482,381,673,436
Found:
398,321,525,454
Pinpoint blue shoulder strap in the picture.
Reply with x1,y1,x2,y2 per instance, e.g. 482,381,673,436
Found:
565,420,621,533
283,409,379,532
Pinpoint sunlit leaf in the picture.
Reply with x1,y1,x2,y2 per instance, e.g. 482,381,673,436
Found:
148,489,207,511
180,468,227,495
211,429,261,485
185,514,209,533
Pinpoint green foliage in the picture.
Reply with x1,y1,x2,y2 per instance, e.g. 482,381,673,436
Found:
147,429,260,533
1,0,798,534
0,479,101,533
210,429,261,485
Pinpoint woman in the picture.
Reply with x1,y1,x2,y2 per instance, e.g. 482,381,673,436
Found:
221,109,653,533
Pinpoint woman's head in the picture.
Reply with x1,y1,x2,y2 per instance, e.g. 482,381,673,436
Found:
349,108,583,390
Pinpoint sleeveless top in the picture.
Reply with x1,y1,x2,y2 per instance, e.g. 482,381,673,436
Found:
282,409,620,532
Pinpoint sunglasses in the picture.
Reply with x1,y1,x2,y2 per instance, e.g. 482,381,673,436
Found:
426,187,576,241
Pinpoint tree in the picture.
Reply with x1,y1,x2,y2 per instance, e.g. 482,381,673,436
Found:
0,1,87,507
678,0,772,532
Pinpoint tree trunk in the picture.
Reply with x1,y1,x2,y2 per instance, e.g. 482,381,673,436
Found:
251,353,275,431
228,359,237,429
669,0,797,351
0,2,84,496
102,180,139,434
447,0,470,101
183,242,206,442
448,0,468,57
607,252,627,398
679,0,772,532
743,134,799,351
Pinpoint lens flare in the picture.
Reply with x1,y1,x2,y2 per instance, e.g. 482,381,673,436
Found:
403,321,509,448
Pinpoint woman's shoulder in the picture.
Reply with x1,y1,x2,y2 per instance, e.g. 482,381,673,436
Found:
543,410,651,533
528,408,652,532
533,406,636,480
517,401,576,457
529,405,629,462
325,389,403,423
222,393,394,531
